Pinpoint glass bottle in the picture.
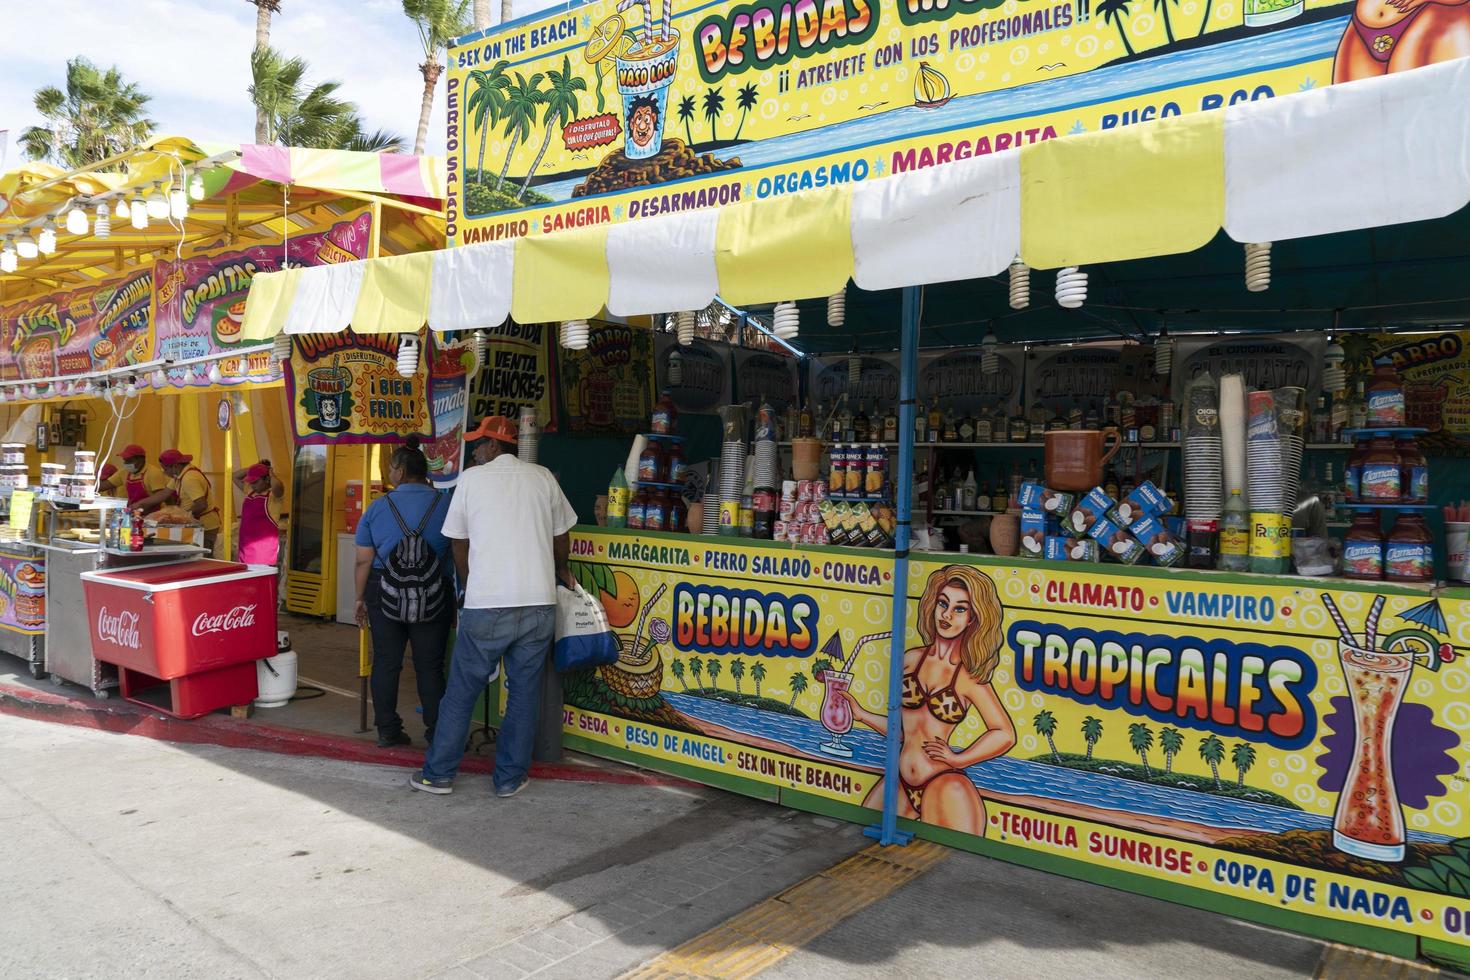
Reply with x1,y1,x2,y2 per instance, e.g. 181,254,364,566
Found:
943,408,959,443
1349,380,1368,431
976,480,992,513
991,405,1007,443
882,403,898,442
928,403,943,443
961,469,978,511
969,409,987,443
914,404,927,443
799,400,814,439
852,401,869,444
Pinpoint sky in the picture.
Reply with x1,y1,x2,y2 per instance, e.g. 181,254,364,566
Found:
0,0,570,164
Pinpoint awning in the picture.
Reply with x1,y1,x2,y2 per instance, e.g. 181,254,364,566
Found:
242,55,1470,337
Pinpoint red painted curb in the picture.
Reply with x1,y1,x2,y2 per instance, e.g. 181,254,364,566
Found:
0,681,696,789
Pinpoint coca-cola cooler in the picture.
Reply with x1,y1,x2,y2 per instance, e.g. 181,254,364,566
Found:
82,559,277,718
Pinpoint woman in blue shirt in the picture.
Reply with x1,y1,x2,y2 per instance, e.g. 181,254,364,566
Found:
353,436,453,748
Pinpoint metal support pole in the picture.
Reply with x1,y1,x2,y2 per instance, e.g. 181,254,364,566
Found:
865,286,920,847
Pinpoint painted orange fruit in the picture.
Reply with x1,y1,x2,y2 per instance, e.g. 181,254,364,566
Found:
601,571,640,629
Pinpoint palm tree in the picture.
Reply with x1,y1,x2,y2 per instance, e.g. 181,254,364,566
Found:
1159,727,1184,774
707,658,723,690
729,658,745,694
21,58,155,167
734,82,758,140
403,0,473,155
1154,0,1177,43
1128,722,1154,778
811,657,833,683
495,72,545,192
341,124,408,153
473,0,491,29
1081,716,1103,761
519,55,585,200
250,48,403,151
1033,710,1060,763
467,61,510,183
677,95,697,145
1230,742,1258,788
670,659,687,690
788,671,809,708
1097,0,1136,57
1199,735,1226,791
689,655,704,689
702,86,725,143
751,662,767,697
248,0,284,141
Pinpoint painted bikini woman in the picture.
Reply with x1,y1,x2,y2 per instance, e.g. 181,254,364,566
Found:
841,564,1015,836
1334,0,1470,82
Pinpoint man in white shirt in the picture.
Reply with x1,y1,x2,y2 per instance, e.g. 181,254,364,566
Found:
410,415,578,799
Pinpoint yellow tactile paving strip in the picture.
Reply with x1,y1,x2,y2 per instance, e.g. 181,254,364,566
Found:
1314,944,1445,979
622,840,947,980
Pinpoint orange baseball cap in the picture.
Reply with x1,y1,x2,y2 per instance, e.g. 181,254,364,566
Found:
159,449,193,466
464,415,518,445
118,444,146,459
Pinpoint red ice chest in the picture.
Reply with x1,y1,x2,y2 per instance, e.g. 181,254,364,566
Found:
82,559,277,719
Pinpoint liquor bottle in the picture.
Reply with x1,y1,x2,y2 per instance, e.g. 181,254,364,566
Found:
1084,405,1100,431
1068,406,1084,431
943,408,959,443
1312,395,1329,444
961,469,978,511
1321,462,1339,522
1009,413,1028,443
914,404,928,443
991,470,1009,513
784,403,799,442
1009,461,1024,501
1026,458,1039,484
970,409,988,443
1047,407,1068,431
1349,381,1367,431
606,468,630,528
1329,391,1348,443
880,403,897,442
976,480,992,513
928,403,943,443
852,401,869,444
1104,392,1121,428
837,402,853,442
991,405,1007,443
799,401,814,439
1029,406,1048,440
1103,469,1120,501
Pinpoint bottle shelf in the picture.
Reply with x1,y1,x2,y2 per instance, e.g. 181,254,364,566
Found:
1338,502,1436,511
643,433,684,443
1340,427,1428,439
782,441,1181,450
931,509,1005,517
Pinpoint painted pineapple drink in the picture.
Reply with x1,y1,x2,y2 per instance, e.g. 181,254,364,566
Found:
1332,645,1411,862
617,29,680,160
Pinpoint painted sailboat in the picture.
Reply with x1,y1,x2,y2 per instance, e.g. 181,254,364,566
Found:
914,61,952,109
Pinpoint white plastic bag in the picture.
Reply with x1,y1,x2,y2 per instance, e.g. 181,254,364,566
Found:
553,582,620,672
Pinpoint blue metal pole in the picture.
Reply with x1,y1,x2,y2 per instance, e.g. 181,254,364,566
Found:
864,285,919,847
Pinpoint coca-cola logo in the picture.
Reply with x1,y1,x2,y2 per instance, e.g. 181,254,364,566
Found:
96,606,141,649
192,604,258,637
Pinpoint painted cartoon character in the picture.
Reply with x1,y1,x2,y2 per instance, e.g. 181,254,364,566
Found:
627,94,661,153
1333,0,1470,82
842,564,1015,835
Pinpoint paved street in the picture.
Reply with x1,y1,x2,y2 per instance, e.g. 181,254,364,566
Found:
0,714,1443,979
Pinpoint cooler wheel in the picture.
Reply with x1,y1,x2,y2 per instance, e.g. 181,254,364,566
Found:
48,672,66,687
28,662,46,679
92,687,111,700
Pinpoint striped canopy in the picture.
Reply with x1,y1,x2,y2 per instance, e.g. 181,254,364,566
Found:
242,55,1470,337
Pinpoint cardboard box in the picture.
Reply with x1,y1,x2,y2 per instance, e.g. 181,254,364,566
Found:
1017,482,1076,517
1088,515,1147,564
1066,487,1117,537
1045,535,1100,562
1131,513,1185,567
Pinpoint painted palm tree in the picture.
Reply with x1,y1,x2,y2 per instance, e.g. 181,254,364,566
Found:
1231,742,1258,789
734,82,759,140
677,94,697,145
468,61,510,183
670,659,687,690
495,71,546,192
22,57,155,167
1199,734,1226,791
520,55,586,200
702,86,725,143
1033,710,1060,763
1081,716,1103,761
788,671,809,708
1154,0,1177,44
1097,0,1136,57
1128,722,1155,778
751,662,767,697
707,658,723,690
248,0,284,141
689,655,704,689
403,0,473,154
729,658,745,694
1159,727,1184,774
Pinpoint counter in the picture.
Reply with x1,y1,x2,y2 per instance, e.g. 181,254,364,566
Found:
556,526,1470,961
0,541,46,677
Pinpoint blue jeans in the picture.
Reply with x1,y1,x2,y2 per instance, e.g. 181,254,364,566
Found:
423,605,555,790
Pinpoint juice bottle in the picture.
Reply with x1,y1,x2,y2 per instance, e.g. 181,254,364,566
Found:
1366,358,1405,428
669,493,688,534
628,486,649,530
1359,436,1401,502
1218,490,1250,572
1344,439,1368,501
1384,513,1432,582
666,441,687,486
644,489,668,532
651,387,678,435
1397,438,1428,503
637,441,664,485
1342,512,1384,580
606,467,630,528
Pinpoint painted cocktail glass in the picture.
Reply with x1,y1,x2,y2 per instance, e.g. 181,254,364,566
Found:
307,365,351,431
1332,644,1410,862
616,30,680,161
818,669,855,758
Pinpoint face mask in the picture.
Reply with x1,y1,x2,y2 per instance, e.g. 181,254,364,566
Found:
125,462,139,474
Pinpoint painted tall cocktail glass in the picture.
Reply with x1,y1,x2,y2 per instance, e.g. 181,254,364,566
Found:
616,29,680,160
1332,644,1411,862
818,669,855,758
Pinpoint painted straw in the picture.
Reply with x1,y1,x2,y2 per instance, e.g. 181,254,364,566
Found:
1319,593,1355,644
842,631,892,674
617,0,646,39
643,0,655,42
1365,595,1386,650
661,0,672,41
631,581,667,657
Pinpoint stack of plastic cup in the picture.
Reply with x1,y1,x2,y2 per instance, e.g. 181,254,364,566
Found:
716,440,746,535
517,405,539,464
1247,390,1283,514
1273,387,1306,512
754,401,779,490
1183,381,1223,521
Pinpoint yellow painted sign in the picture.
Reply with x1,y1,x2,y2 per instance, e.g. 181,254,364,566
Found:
566,529,1470,949
447,0,1470,243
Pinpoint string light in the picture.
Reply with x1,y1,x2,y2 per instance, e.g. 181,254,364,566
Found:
145,182,169,220
189,172,205,201
15,233,38,260
0,240,16,274
273,334,293,364
667,348,683,386
981,330,1000,374
675,311,696,346
771,301,799,339
151,368,167,388
65,206,89,236
1323,339,1346,393
169,186,189,221
37,223,57,255
1154,329,1174,377
1245,242,1272,292
560,320,590,350
1055,267,1088,309
114,198,130,220
94,204,111,239
130,195,148,230
181,366,195,386
396,335,420,377
207,362,223,384
826,290,846,327
1008,259,1031,310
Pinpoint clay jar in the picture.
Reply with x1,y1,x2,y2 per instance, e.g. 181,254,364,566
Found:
1044,428,1122,492
989,512,1021,557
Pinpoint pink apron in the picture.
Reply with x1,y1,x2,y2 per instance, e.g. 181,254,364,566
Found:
238,492,280,566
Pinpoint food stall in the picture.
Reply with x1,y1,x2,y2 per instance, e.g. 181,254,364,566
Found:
239,3,1470,967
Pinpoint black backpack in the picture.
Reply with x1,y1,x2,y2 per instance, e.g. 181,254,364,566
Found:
379,493,447,624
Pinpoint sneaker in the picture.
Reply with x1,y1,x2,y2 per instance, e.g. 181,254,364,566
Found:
495,777,530,799
408,772,453,795
377,731,412,749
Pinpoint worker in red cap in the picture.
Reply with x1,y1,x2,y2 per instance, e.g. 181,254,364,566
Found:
137,449,222,553
99,443,168,513
96,463,120,498
232,459,285,567
410,414,577,799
